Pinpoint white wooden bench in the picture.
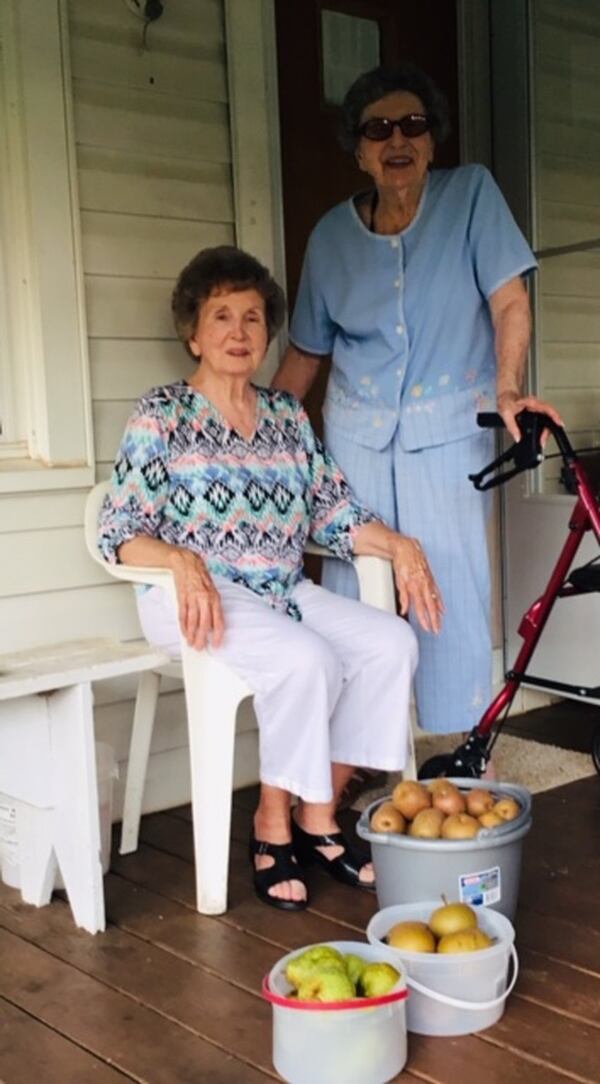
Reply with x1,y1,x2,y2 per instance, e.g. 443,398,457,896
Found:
0,638,169,934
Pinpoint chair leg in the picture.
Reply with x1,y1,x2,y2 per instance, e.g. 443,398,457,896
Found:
181,644,249,915
404,718,418,781
119,669,161,855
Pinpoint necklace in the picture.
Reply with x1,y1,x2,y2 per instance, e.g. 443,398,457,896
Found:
367,189,379,232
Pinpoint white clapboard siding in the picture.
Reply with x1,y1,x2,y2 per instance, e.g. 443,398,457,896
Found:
543,343,600,389
0,583,142,654
0,491,87,533
78,149,233,222
85,276,175,339
74,82,230,164
93,400,139,463
81,211,232,278
538,155,599,206
90,340,195,401
0,527,108,597
68,0,225,48
70,26,226,105
533,0,600,491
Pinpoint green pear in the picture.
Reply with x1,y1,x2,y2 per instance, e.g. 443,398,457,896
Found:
343,953,367,987
359,962,400,998
297,964,355,1002
285,945,345,989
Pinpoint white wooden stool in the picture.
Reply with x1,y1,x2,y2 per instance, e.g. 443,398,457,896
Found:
0,639,169,934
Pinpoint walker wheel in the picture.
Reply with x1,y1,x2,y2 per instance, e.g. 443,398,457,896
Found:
418,754,479,781
592,725,600,776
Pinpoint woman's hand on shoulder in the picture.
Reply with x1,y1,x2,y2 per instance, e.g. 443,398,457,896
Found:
390,537,444,634
166,548,224,650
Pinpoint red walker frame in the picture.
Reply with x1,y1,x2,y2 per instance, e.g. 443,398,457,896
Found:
418,409,600,781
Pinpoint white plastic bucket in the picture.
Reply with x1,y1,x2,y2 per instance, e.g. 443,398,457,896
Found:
0,742,118,891
367,902,518,1036
0,797,20,888
263,940,408,1084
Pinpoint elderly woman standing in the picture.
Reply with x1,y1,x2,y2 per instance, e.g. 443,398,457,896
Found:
99,246,442,911
274,63,562,743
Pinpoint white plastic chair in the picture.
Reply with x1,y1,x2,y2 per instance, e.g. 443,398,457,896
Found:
84,482,416,915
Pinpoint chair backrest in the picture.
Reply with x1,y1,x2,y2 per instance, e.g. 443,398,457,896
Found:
84,481,111,570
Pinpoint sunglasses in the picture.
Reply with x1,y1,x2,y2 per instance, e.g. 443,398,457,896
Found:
357,113,431,141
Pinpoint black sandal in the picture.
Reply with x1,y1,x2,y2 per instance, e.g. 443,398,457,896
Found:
249,832,308,911
291,819,376,892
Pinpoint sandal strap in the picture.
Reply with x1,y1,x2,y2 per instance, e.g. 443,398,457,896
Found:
251,838,304,890
293,821,369,870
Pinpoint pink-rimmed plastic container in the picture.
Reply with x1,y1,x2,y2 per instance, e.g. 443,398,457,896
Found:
262,940,408,1084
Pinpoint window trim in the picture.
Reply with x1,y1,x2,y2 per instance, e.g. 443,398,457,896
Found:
0,0,94,493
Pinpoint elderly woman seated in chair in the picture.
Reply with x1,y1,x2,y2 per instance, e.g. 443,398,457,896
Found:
98,245,443,911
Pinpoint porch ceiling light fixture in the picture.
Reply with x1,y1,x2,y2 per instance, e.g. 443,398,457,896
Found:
123,0,164,24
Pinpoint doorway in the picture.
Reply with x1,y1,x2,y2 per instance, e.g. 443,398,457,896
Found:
274,0,460,427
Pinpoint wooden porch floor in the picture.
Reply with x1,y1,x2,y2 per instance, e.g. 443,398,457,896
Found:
1,770,599,1083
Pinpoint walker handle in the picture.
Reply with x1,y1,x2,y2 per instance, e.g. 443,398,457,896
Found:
469,410,546,490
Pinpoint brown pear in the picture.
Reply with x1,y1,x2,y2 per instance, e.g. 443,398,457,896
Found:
466,788,495,817
408,807,445,839
441,813,480,840
386,921,436,953
391,780,431,821
493,796,521,822
478,810,504,829
437,928,493,954
370,801,406,835
431,782,466,817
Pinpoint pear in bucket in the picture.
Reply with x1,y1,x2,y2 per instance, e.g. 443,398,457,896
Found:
359,962,400,998
493,795,521,821
344,953,367,987
386,921,436,953
437,928,493,953
370,800,406,834
428,900,478,938
408,807,444,839
297,964,355,1002
285,945,344,988
391,779,431,820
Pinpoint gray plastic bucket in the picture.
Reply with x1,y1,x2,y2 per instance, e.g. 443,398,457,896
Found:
356,779,532,919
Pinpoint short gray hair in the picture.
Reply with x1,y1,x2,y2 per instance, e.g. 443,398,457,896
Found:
339,62,450,153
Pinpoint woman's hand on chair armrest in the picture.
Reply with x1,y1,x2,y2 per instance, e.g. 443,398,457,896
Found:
119,537,224,649
353,523,443,633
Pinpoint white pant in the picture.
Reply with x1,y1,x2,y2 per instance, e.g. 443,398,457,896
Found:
137,577,418,803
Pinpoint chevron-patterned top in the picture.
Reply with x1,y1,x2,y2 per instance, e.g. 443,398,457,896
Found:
98,383,377,618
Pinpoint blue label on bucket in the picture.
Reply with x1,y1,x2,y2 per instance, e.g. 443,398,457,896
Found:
459,866,501,906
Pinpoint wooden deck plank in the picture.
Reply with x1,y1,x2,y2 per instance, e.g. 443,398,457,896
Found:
0,923,274,1084
517,948,600,1025
0,997,133,1084
482,997,600,1083
408,1030,582,1084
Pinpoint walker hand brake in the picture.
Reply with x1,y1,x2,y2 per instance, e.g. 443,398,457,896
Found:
468,410,545,491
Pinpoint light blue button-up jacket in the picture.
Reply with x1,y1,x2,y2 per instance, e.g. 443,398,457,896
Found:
290,165,537,452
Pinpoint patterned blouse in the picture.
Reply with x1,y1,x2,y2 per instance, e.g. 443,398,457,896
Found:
98,382,377,618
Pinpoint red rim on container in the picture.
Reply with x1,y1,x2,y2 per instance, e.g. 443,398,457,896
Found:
262,975,408,1011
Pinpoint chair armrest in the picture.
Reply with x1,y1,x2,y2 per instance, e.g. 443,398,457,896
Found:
304,542,396,614
102,562,175,594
